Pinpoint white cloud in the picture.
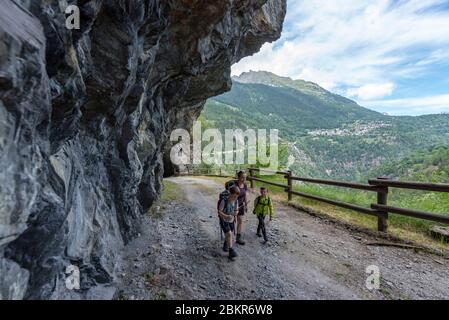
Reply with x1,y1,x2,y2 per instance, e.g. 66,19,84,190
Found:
414,49,449,67
232,0,449,101
347,83,395,100
363,94,449,115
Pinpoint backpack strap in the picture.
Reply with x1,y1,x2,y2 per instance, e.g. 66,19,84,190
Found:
258,197,271,211
220,196,228,210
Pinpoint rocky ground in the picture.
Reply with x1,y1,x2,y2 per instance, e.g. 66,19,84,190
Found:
116,177,449,300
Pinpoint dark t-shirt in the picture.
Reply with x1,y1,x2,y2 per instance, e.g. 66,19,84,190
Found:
236,181,247,205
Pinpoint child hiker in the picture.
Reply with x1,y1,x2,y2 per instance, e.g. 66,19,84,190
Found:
253,187,274,244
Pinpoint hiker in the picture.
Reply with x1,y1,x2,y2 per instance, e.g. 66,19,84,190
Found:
235,171,248,245
218,185,241,260
253,187,274,244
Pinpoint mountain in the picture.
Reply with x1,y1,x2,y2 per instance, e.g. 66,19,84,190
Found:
207,71,383,138
202,71,449,180
370,145,449,183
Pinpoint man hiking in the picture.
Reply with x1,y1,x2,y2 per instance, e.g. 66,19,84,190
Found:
253,187,274,244
235,171,248,245
218,185,240,260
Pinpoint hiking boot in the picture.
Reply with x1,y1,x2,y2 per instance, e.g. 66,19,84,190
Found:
256,232,262,238
228,248,237,260
223,240,229,252
236,234,246,245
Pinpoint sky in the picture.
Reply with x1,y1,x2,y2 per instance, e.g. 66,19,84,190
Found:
231,0,449,116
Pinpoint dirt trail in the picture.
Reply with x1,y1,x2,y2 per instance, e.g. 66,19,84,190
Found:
117,176,449,300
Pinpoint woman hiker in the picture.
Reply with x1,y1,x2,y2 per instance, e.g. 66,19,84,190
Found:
235,171,248,245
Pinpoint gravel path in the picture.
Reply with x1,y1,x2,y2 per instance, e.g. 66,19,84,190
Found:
117,176,449,300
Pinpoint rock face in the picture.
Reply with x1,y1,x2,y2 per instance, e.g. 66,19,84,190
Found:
0,0,286,299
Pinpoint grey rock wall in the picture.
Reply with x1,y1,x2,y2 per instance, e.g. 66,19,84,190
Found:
0,0,286,299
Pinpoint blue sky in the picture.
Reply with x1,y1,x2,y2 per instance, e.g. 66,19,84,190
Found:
232,0,449,116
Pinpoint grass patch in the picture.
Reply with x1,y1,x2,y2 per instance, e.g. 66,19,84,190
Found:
144,272,160,287
250,174,449,251
154,289,167,300
161,180,185,202
148,180,185,218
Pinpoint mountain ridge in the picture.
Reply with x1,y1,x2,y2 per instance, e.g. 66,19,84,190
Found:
202,71,449,180
232,71,383,120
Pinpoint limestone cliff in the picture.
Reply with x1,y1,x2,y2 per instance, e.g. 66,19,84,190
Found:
0,0,286,299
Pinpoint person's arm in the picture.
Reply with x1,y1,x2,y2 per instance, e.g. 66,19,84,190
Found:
244,185,248,212
234,200,239,216
269,198,274,220
218,200,227,219
253,196,259,215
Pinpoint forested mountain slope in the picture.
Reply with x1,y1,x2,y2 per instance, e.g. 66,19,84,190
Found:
202,71,449,180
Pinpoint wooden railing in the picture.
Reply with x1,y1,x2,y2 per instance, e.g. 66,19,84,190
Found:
176,167,235,178
247,167,449,232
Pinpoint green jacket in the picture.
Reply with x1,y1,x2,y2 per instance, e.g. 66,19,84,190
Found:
253,196,274,219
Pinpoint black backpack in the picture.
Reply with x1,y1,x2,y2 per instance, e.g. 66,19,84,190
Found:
217,180,237,211
217,190,230,212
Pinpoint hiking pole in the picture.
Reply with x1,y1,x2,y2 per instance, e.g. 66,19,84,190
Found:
233,211,238,245
219,213,223,241
233,215,236,245
235,203,245,243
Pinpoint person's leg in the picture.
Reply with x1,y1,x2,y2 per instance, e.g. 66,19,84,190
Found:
225,231,233,249
257,215,262,237
261,217,267,242
220,220,228,251
237,215,243,234
223,239,228,252
221,220,234,251
227,224,237,259
236,209,245,245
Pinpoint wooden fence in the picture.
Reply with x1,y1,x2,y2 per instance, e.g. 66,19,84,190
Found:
180,166,449,232
246,167,449,232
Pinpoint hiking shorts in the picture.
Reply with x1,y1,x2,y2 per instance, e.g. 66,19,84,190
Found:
238,204,245,216
219,219,235,234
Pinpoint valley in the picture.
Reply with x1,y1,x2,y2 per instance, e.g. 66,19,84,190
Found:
201,71,449,181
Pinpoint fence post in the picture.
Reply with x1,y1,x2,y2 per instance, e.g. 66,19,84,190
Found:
249,168,254,189
286,170,293,201
376,177,390,232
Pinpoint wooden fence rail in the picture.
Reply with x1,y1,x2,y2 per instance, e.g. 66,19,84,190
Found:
246,167,449,232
